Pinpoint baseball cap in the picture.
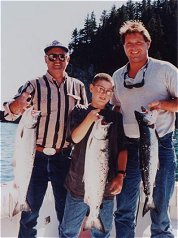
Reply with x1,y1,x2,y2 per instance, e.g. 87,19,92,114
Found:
44,40,69,53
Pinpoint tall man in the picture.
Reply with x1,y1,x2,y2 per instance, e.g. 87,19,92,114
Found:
3,40,88,237
111,20,178,238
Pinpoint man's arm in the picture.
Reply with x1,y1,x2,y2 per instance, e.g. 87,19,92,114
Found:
3,81,35,121
148,98,178,112
109,149,128,195
3,92,31,121
9,92,32,115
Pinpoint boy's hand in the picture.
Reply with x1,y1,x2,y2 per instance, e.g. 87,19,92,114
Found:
86,109,101,123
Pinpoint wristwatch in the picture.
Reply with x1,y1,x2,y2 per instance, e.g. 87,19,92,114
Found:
117,170,126,178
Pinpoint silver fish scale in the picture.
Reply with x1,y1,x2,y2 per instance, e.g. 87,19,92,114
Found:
83,118,111,230
135,109,158,216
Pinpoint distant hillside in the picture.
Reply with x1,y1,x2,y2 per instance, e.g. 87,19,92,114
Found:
69,0,177,75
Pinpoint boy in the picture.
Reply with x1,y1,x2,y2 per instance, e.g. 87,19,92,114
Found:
60,73,127,238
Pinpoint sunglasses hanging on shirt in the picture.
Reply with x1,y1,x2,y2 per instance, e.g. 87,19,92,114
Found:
123,62,148,89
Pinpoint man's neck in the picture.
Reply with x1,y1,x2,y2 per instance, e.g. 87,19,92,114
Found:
49,71,66,84
128,58,148,78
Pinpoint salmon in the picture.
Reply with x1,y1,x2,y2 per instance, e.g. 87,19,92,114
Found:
12,107,40,216
134,107,158,217
83,117,112,231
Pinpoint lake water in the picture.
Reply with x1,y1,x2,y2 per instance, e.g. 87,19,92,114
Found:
0,123,18,182
0,123,178,183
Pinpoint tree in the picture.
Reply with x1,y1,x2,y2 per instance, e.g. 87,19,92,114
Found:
69,0,177,80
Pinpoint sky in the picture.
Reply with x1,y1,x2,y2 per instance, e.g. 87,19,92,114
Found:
1,0,126,109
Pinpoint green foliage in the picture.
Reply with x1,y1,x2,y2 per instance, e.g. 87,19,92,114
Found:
69,0,177,78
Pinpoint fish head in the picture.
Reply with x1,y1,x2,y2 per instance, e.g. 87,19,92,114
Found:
141,107,158,125
22,107,41,129
135,107,158,127
134,110,145,125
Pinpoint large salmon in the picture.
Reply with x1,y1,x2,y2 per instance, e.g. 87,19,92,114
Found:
11,107,40,217
83,117,111,231
12,106,40,216
134,107,158,217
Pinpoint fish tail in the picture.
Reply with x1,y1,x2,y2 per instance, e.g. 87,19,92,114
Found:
142,196,155,217
12,200,31,216
142,196,150,217
84,216,104,232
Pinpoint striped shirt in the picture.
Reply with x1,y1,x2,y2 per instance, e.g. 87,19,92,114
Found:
4,72,88,149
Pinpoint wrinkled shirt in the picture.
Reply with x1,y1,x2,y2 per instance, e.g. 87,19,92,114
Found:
111,57,178,138
3,72,88,149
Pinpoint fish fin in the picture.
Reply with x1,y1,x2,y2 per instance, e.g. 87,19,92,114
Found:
44,216,51,224
12,200,31,216
142,196,150,217
20,128,24,138
88,137,93,147
84,216,105,232
142,196,155,217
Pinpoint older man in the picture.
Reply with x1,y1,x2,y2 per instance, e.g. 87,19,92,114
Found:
3,40,88,237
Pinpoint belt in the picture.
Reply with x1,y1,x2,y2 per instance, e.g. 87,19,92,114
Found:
126,137,140,143
36,145,61,155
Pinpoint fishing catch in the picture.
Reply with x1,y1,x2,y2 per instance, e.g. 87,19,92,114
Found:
83,117,111,232
12,106,40,216
134,107,158,217
1,107,40,218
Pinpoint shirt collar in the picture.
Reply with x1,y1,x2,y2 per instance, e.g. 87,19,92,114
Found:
122,57,150,77
45,71,68,85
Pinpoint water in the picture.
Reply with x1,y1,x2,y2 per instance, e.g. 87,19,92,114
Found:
0,123,178,182
0,123,17,182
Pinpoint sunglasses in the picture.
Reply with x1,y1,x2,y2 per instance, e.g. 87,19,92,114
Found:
46,54,67,62
123,62,148,89
93,84,114,96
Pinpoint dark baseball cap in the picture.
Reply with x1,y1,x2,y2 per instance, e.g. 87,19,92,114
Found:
44,40,69,53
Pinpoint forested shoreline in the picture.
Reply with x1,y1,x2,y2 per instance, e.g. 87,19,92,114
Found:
68,0,177,81
1,0,177,124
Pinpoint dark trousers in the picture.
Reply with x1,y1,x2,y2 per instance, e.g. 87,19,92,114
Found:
18,149,71,238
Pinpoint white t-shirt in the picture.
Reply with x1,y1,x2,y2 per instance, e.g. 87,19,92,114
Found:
111,57,178,138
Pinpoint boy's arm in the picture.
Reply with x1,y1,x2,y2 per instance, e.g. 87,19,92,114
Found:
109,149,128,195
71,108,100,143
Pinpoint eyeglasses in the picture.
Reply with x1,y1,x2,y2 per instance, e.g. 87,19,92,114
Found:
46,54,67,62
93,85,114,96
123,62,148,89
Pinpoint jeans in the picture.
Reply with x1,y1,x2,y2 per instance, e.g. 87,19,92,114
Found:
114,132,176,238
60,192,114,238
18,149,71,238
150,132,176,238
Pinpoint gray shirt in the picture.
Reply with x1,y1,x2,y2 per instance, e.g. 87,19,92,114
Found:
111,57,178,138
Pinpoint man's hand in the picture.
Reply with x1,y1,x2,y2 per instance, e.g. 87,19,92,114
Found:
9,92,32,115
108,174,124,195
148,98,178,112
148,100,161,111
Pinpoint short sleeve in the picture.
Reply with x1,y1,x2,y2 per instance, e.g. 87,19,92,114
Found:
67,104,88,143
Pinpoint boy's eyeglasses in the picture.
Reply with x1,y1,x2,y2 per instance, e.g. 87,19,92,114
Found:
94,85,114,96
123,62,148,89
46,54,67,62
